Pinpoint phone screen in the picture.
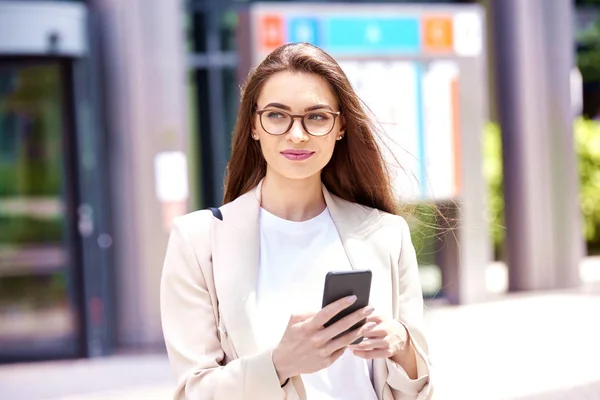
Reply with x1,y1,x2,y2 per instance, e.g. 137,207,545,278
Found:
321,270,372,343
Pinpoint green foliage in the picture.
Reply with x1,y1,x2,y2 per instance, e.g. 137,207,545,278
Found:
483,122,505,256
0,161,62,196
575,118,600,249
405,203,440,266
484,118,600,255
0,216,64,244
577,18,600,83
577,0,600,7
0,64,64,197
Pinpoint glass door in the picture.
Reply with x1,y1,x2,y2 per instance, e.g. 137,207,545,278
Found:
0,61,83,361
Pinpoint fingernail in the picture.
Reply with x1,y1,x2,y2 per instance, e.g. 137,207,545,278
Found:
364,322,376,330
365,306,374,314
347,295,357,303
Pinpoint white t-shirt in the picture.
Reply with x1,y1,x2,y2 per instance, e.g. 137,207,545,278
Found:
255,207,378,400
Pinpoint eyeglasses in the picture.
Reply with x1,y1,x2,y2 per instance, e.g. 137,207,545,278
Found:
256,109,341,137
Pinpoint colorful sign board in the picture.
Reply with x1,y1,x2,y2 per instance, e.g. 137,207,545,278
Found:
337,59,461,200
257,11,482,58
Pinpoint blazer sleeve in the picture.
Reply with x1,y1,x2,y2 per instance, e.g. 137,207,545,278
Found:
160,216,284,400
385,216,433,400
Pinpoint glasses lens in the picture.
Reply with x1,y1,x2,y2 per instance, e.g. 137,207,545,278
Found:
303,112,335,136
261,111,292,135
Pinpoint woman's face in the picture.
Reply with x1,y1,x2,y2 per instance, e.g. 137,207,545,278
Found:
253,71,344,182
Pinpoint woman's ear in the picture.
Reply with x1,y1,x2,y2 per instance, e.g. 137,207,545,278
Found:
251,114,259,140
338,115,346,140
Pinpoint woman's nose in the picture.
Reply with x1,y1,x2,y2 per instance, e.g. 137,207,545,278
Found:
287,119,309,143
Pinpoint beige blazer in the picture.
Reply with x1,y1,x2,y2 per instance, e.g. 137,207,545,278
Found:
160,182,433,400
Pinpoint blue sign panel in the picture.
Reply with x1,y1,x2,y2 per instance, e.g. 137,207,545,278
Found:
325,17,420,53
414,65,428,198
288,17,321,46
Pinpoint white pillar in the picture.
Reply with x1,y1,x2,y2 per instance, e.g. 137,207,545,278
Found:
490,0,583,291
91,0,191,347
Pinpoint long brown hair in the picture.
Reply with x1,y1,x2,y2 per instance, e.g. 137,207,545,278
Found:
223,42,398,214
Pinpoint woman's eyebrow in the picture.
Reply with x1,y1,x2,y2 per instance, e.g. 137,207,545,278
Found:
263,102,291,110
262,102,334,112
304,104,334,112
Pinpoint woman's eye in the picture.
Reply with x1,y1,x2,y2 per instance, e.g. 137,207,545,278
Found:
307,113,328,121
266,111,285,119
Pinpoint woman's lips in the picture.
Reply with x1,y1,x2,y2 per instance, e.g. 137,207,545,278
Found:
280,150,315,161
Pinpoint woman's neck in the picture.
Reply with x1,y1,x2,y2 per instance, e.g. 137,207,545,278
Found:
260,172,326,222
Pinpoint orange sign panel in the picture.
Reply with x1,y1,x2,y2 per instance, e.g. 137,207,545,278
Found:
451,77,462,194
422,16,453,52
259,15,285,50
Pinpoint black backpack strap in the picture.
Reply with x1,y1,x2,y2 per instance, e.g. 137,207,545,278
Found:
208,207,223,221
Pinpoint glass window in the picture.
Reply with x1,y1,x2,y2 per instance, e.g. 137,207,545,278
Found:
220,10,239,52
0,62,79,359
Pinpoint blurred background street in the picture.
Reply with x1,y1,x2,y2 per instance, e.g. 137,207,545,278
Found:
2,0,600,398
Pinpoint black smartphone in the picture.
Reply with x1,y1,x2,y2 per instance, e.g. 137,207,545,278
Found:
321,270,372,344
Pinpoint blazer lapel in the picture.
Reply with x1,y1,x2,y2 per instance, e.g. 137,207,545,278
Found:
324,186,396,399
323,186,401,399
323,186,395,318
211,183,262,357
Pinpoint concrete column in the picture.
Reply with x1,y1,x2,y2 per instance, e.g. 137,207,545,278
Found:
490,0,582,291
90,0,190,347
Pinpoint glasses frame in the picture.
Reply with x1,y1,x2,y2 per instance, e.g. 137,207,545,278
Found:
255,109,341,137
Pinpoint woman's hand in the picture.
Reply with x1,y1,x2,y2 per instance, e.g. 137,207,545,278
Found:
349,313,409,359
349,312,419,380
272,296,376,383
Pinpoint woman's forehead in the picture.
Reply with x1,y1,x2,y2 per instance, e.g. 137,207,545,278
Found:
257,71,339,110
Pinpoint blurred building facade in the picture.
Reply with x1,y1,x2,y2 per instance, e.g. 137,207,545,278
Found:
0,0,586,363
0,0,191,362
0,0,114,362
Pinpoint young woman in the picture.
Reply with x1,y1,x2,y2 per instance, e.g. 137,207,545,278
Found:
160,43,432,400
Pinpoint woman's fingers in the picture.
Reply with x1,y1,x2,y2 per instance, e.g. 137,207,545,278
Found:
309,296,357,330
325,321,377,352
358,324,387,339
364,314,384,324
353,337,389,349
319,305,374,342
360,318,405,339
351,349,392,359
